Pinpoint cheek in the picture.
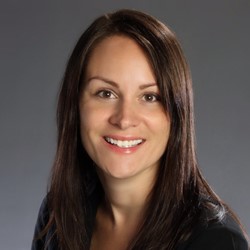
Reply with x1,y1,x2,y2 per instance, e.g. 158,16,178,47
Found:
79,101,99,130
146,111,170,134
79,109,88,134
163,122,171,146
79,106,93,145
152,115,171,147
79,104,106,145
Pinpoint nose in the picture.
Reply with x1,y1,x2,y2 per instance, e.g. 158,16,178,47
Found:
108,99,140,130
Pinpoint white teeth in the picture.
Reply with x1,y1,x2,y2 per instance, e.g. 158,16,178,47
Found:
105,137,143,148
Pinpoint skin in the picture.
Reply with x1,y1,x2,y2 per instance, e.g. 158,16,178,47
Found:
79,35,171,249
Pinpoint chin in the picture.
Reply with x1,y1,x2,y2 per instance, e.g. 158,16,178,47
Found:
96,164,139,180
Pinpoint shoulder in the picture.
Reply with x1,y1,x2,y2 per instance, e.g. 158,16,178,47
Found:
31,189,101,250
35,197,50,225
178,213,249,250
31,197,57,250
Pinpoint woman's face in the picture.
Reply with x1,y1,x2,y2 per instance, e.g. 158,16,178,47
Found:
79,35,170,182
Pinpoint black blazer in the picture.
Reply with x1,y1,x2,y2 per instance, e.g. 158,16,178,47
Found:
177,214,248,249
32,194,249,250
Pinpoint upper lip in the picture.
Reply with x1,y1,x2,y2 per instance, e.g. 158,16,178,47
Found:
103,135,145,141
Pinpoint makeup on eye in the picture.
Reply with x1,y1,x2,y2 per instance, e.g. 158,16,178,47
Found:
95,89,117,99
141,93,161,103
86,77,161,103
94,89,161,103
92,85,161,102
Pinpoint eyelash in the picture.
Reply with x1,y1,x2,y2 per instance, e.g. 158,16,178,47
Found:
95,89,116,99
142,93,161,103
95,89,161,103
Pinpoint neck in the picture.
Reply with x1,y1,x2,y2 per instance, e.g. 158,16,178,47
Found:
97,169,156,227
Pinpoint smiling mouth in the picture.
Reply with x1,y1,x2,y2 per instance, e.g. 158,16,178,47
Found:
104,137,144,148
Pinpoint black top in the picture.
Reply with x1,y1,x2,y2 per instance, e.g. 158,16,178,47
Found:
32,192,249,250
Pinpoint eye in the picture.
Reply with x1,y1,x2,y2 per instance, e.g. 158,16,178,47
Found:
96,89,116,99
142,93,161,102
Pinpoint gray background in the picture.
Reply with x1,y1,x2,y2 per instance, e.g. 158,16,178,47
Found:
0,1,249,249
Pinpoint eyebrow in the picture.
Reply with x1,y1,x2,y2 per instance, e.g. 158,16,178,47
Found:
86,76,118,88
86,76,157,89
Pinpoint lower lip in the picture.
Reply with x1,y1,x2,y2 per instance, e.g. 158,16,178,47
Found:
103,138,144,154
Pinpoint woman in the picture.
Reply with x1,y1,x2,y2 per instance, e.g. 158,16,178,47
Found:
32,9,249,250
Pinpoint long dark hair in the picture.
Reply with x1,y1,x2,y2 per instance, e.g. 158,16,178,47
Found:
40,9,246,249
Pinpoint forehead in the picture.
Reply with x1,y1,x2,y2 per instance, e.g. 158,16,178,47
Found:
87,35,147,63
90,35,143,55
85,35,155,82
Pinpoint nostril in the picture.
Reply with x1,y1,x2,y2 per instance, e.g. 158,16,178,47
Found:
108,104,140,129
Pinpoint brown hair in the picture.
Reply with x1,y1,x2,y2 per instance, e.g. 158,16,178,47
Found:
38,9,247,249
